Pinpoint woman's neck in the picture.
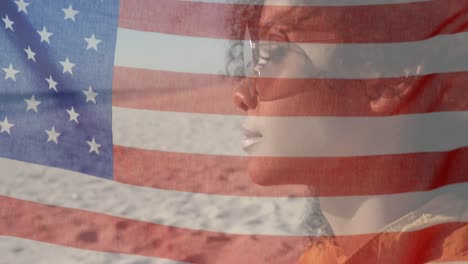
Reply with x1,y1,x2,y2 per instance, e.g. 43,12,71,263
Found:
317,195,427,256
319,194,428,237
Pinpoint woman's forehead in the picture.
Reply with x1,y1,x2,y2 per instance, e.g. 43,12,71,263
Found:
259,1,306,27
263,0,308,5
260,1,295,21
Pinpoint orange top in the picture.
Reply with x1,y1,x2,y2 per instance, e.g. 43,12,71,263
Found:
297,225,468,264
297,238,347,264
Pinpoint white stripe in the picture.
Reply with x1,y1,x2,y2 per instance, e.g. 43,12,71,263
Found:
114,28,468,79
0,157,308,236
113,107,468,157
183,0,430,6
0,236,184,264
112,107,244,156
1,157,467,236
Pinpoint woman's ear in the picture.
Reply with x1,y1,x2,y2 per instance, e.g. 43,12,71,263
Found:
369,65,422,114
370,86,414,114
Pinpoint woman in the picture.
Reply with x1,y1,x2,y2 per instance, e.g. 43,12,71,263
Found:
230,0,468,263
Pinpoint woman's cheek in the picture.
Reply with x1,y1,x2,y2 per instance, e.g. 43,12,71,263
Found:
244,89,355,186
245,98,318,186
245,100,298,186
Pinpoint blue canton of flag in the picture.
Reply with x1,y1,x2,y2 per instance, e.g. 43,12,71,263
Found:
0,0,120,179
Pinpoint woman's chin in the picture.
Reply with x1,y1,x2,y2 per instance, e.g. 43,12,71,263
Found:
369,83,415,114
247,160,280,186
247,157,310,186
370,96,401,114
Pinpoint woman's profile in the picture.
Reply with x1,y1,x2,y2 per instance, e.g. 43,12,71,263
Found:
228,0,468,263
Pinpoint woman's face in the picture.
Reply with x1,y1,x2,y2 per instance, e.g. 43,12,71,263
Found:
233,3,418,186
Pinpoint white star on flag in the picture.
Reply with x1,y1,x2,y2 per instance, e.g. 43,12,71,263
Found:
24,46,36,62
15,0,30,14
45,75,58,92
3,64,19,81
0,117,14,135
83,86,98,104
87,137,101,155
60,57,75,75
62,5,79,22
2,15,14,31
45,126,60,144
66,106,79,124
84,34,102,51
24,95,41,113
37,26,53,44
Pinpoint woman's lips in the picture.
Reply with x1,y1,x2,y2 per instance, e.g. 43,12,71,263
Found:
242,125,262,151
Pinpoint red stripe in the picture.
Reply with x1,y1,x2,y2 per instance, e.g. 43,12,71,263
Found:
2,196,466,263
118,0,468,43
114,146,468,197
112,67,244,115
0,196,307,264
113,67,468,116
114,146,312,197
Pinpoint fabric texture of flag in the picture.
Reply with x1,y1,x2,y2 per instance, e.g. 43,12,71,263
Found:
1,0,467,263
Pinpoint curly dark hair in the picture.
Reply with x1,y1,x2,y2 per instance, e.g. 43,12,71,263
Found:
225,0,264,76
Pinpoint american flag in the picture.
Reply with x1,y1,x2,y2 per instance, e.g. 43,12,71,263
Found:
1,0,467,263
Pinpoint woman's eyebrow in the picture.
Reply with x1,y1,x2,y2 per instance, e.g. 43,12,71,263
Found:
259,8,310,36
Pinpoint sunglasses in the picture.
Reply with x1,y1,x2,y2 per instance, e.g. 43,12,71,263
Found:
243,25,316,80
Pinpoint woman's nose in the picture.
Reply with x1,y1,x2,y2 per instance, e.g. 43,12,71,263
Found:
233,79,258,111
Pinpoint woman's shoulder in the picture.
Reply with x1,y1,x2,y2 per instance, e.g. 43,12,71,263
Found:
297,193,468,264
430,224,468,262
297,225,467,264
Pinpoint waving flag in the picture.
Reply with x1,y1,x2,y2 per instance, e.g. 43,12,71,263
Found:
1,0,467,263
